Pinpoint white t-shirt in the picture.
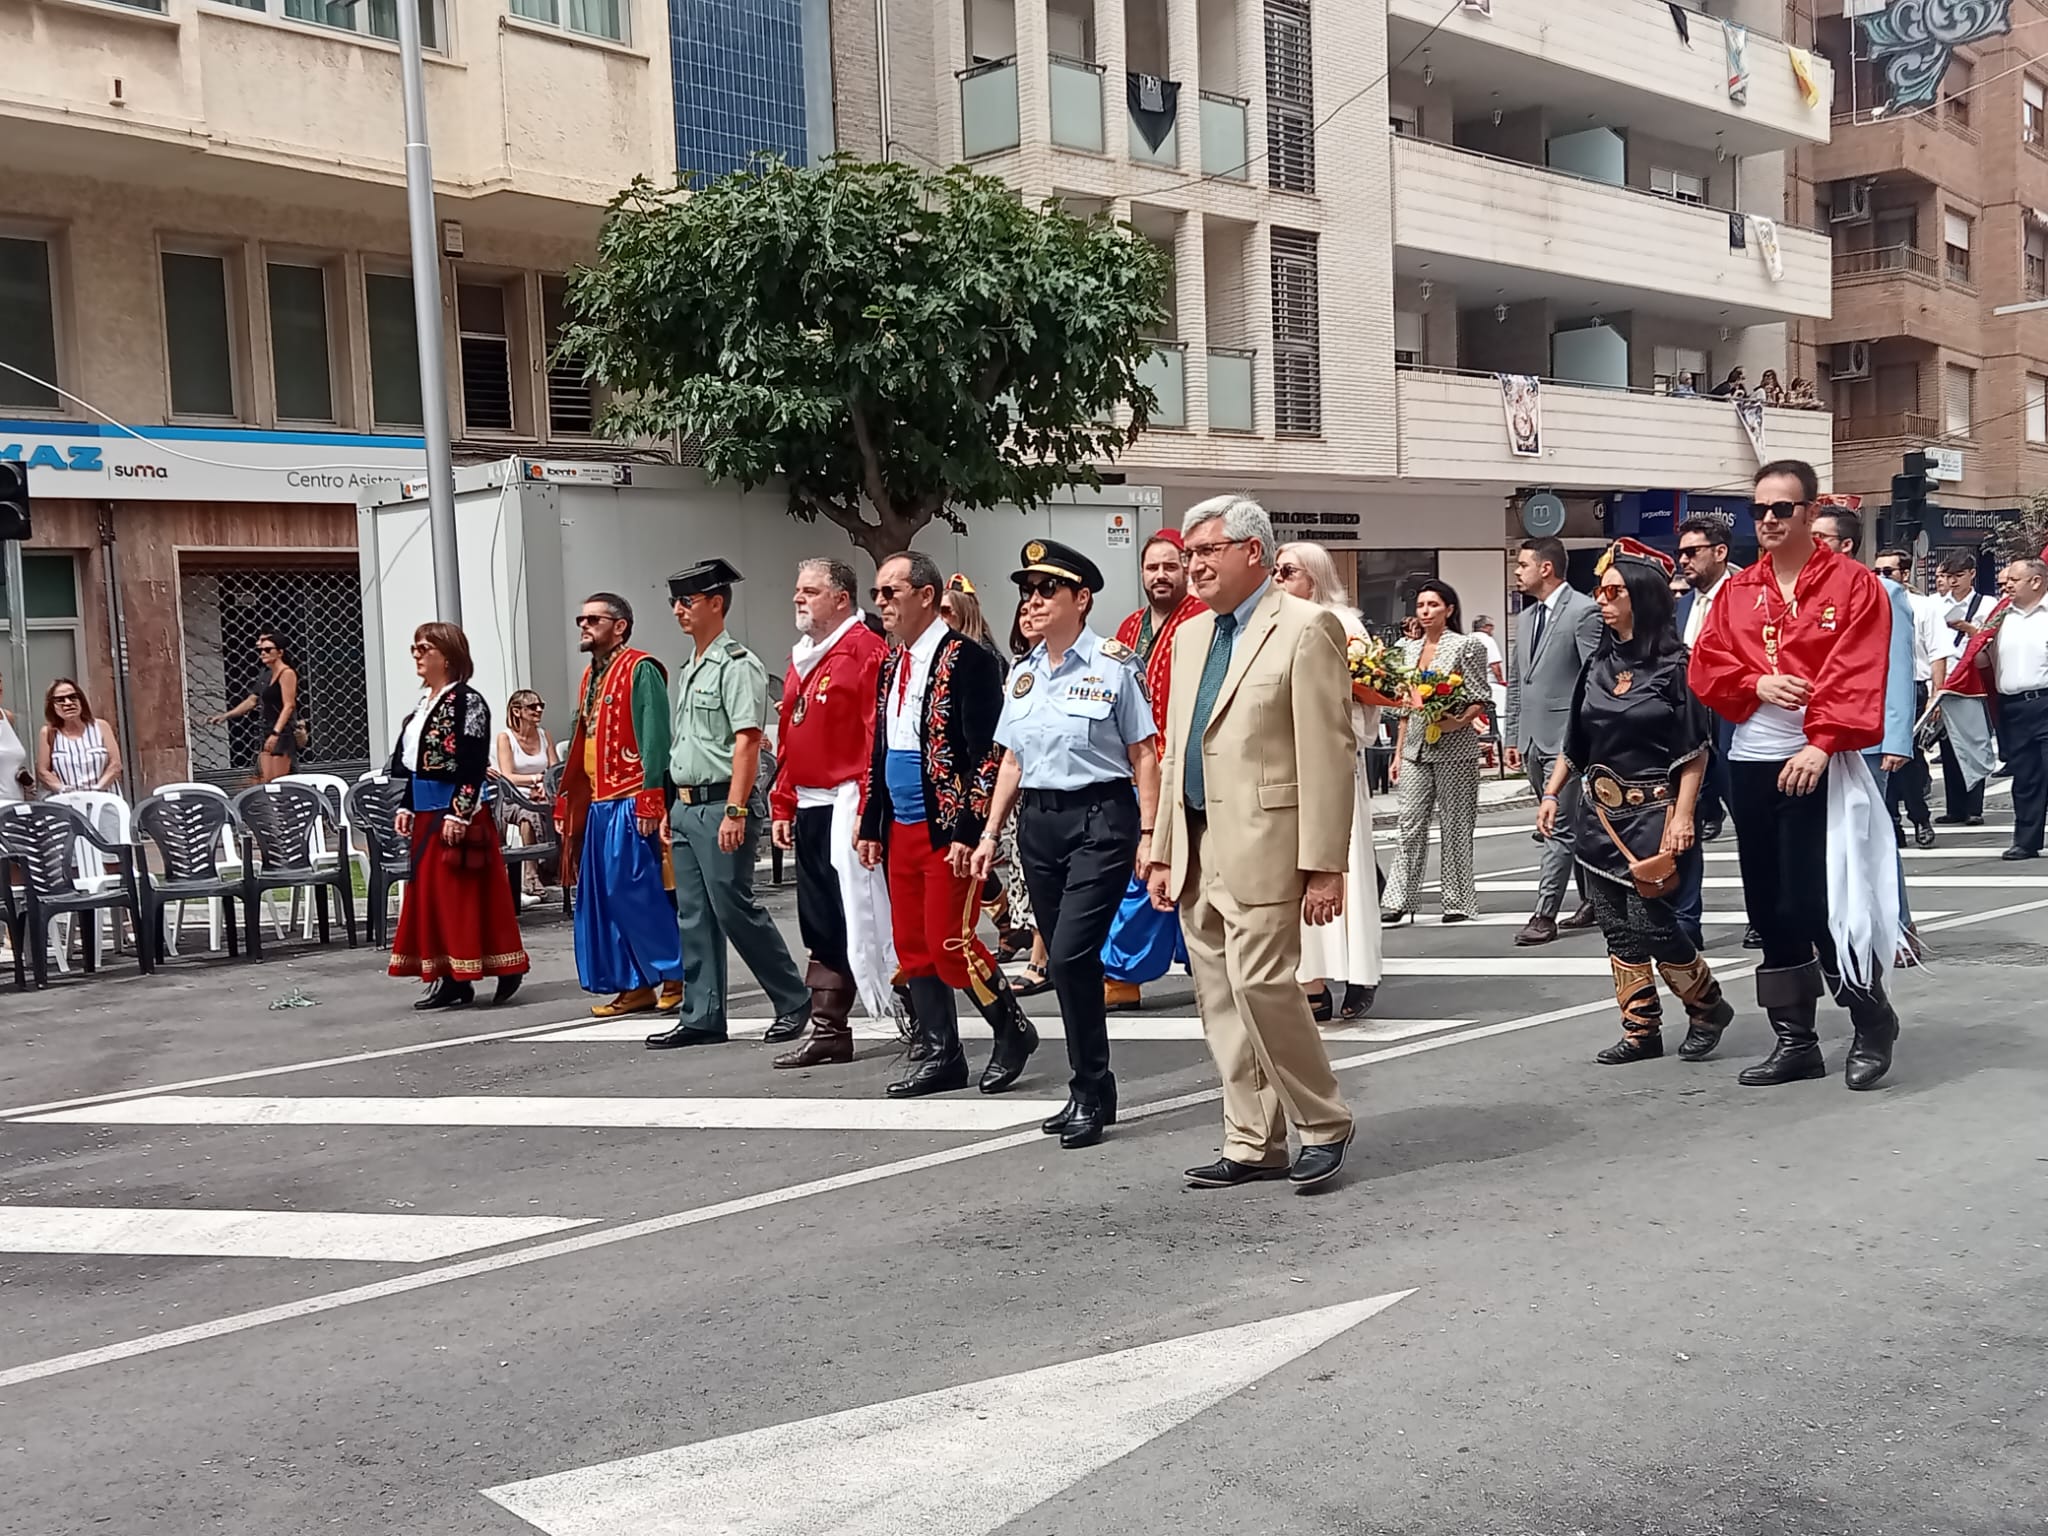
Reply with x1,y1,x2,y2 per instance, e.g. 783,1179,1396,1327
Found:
1729,702,1810,763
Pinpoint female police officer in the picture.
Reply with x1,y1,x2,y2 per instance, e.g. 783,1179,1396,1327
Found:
972,539,1160,1148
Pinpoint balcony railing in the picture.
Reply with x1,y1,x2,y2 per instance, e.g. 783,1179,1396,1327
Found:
1137,340,1187,428
1050,55,1105,153
1833,245,1938,281
1837,412,1940,443
1199,91,1249,180
959,58,1022,157
1208,347,1255,431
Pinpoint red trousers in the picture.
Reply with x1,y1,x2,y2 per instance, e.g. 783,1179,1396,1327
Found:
887,823,996,994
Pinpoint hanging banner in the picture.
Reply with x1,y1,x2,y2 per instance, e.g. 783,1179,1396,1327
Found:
1499,374,1543,459
1736,396,1768,467
1751,215,1784,282
1861,0,2014,114
1788,46,1823,108
1666,2,1692,48
1726,22,1750,106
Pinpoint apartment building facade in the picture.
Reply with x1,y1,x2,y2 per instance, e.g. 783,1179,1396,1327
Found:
1803,0,2048,553
806,0,1835,624
0,0,674,787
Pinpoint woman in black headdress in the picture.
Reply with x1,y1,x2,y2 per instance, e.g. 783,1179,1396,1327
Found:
1537,538,1735,1065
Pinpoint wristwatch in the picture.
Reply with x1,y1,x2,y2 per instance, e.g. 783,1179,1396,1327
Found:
723,804,748,821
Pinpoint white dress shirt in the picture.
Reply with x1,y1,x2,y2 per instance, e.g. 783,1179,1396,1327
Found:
885,617,949,753
1995,600,2048,693
1907,591,1947,684
1682,566,1737,648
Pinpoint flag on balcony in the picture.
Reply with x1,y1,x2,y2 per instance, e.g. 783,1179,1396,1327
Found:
1789,46,1823,109
1726,23,1750,106
1751,216,1784,282
1735,396,1767,467
1127,75,1181,152
1666,2,1691,48
1499,374,1542,458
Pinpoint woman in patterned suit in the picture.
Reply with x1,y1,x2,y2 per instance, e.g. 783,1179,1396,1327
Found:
1381,580,1492,925
387,622,529,1009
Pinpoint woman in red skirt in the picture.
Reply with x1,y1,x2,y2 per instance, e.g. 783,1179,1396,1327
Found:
387,621,529,1008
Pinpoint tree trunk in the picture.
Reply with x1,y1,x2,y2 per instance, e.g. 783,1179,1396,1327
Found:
800,490,944,568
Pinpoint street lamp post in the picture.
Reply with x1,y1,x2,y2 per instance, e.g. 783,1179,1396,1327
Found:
389,0,463,625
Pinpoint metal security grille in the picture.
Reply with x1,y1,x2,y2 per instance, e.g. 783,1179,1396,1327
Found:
180,557,372,787
1270,228,1322,436
1264,0,1315,193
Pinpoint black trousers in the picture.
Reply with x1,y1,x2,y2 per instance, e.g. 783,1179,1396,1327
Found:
1883,683,1932,827
1999,691,2048,855
1585,856,1703,966
1728,757,1843,976
1695,715,1735,826
1016,783,1141,1100
792,804,851,977
1937,729,1985,820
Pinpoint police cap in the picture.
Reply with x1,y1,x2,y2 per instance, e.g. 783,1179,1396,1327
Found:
668,557,744,602
1011,538,1104,593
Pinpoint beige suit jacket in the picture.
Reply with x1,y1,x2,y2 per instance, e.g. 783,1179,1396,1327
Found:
1150,583,1356,907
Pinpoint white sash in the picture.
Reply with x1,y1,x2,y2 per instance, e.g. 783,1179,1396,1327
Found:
828,780,900,1021
1826,750,1904,990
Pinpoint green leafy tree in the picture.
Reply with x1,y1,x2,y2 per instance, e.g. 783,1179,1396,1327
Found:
2001,489,2048,564
560,156,1174,563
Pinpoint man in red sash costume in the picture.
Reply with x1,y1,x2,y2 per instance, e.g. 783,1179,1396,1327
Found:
1690,460,1905,1092
556,591,685,1017
1102,528,1207,1008
768,558,893,1069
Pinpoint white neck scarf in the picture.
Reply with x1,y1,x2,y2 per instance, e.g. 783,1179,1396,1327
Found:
790,612,863,683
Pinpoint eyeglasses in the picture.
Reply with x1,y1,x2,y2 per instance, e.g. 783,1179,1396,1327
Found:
1015,578,1073,602
1751,500,1807,522
1274,562,1305,582
410,642,437,656
574,614,611,627
1184,537,1249,562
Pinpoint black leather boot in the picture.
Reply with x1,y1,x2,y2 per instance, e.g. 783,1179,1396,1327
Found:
1739,961,1827,1086
1840,981,1900,1091
896,982,930,1061
886,977,967,1098
1659,953,1736,1061
1042,1078,1118,1136
972,973,1040,1094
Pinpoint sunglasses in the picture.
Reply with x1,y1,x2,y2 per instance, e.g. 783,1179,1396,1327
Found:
1594,583,1629,599
256,644,278,654
410,642,437,656
574,614,612,627
52,693,81,704
870,584,912,603
1675,546,1714,561
1274,562,1305,582
1751,500,1807,522
1015,577,1074,602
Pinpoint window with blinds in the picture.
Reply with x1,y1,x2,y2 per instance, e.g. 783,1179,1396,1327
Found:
457,280,515,435
1652,345,1708,394
1264,0,1315,194
2028,78,2046,145
542,276,597,436
1393,310,1424,369
1943,363,1974,437
1944,209,1973,284
2028,227,2047,299
2028,375,2047,445
1270,228,1321,436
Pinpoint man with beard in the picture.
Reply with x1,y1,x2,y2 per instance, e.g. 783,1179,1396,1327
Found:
1101,528,1207,1009
556,592,685,1017
856,551,1039,1098
767,558,893,1068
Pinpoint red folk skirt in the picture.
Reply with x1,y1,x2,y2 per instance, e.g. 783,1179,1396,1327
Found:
389,812,531,983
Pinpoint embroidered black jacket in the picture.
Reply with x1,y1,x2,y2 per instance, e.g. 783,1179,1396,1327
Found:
859,627,1004,849
388,682,493,821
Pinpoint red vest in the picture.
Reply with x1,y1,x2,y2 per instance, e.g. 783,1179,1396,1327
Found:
555,648,667,882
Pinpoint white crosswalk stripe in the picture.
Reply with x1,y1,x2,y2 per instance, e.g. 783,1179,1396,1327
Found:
0,1207,591,1262
536,1015,1474,1044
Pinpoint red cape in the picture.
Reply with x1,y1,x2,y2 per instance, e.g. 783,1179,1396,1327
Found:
1118,594,1206,734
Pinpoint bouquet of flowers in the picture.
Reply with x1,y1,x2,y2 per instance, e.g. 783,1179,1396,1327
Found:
1345,633,1411,709
1410,665,1472,745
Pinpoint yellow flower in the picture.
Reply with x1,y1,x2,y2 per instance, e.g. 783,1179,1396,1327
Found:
1424,722,1443,745
1416,683,1435,699
1447,672,1463,686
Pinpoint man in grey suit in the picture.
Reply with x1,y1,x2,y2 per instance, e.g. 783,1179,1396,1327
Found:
1504,535,1603,945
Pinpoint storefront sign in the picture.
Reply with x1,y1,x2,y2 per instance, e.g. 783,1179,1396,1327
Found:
0,420,426,503
1926,505,2014,544
518,460,633,486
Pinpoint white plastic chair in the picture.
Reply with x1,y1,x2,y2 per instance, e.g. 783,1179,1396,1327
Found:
48,789,134,972
145,782,241,956
279,773,368,939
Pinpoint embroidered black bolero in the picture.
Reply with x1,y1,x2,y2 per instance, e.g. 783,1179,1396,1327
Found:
859,628,1005,850
388,682,493,822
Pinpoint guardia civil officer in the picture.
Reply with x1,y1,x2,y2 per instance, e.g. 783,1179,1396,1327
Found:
973,539,1161,1148
646,557,812,1051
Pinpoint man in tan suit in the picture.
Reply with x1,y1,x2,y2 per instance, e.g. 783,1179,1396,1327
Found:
1145,494,1358,1191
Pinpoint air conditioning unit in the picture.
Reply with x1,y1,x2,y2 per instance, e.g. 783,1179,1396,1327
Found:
1829,180,1872,223
1832,341,1872,380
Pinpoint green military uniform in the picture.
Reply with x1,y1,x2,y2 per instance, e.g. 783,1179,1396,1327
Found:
667,625,808,1033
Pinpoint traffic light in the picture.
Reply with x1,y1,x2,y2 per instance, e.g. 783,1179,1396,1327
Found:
0,459,29,543
1891,450,1931,534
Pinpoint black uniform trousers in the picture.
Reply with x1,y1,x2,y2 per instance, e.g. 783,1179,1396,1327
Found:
1998,690,2048,855
1016,782,1141,1101
792,804,851,977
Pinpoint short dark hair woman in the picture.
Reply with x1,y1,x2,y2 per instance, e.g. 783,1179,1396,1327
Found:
1381,580,1491,924
1538,539,1734,1065
206,629,302,781
385,620,528,1009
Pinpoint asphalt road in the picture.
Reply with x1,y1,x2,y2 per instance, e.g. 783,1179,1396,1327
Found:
3,789,2044,1536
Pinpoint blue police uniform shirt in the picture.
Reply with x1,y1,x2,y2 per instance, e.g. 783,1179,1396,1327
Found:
995,626,1157,790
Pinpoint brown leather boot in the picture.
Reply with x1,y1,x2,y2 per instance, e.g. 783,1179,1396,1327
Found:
1659,954,1736,1061
1596,956,1664,1064
774,964,855,1069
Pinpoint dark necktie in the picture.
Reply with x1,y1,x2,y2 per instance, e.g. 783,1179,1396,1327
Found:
1183,613,1238,811
1528,601,1548,662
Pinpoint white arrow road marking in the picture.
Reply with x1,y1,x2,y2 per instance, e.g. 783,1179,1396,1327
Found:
535,1016,1474,1044
0,1206,591,1262
480,1289,1416,1536
17,1095,1069,1133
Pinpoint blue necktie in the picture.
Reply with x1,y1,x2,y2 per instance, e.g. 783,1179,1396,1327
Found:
1183,613,1238,811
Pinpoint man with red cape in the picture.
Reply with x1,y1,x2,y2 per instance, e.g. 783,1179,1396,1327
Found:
1101,528,1207,1008
1690,459,1907,1093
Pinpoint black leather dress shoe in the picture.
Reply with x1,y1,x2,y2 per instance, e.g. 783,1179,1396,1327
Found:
1742,925,1764,949
1060,1102,1109,1149
644,1022,728,1050
1558,902,1598,931
1043,1081,1117,1134
1699,817,1724,843
491,974,523,1007
1514,914,1558,947
761,1007,809,1044
887,1050,969,1098
2003,846,2040,861
1289,1128,1355,1190
414,979,475,1011
1184,1156,1291,1189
